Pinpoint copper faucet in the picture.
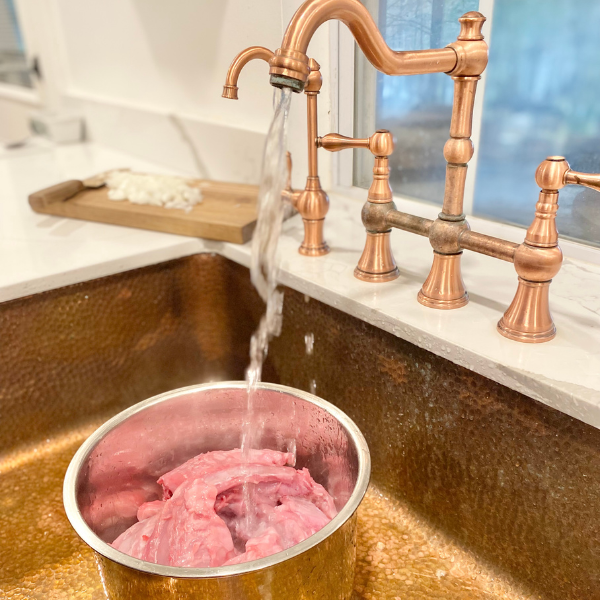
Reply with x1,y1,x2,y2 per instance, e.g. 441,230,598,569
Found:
222,46,274,100
317,130,400,281
497,158,600,342
357,152,600,342
268,0,488,307
228,0,597,343
223,48,329,256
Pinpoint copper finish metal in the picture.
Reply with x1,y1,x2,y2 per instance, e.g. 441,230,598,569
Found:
459,230,518,263
224,52,330,256
318,132,370,152
280,60,331,256
317,129,400,282
222,46,274,99
418,252,469,309
253,1,489,308
498,278,556,343
226,9,600,340
272,287,600,600
268,0,458,90
354,231,399,282
279,4,486,310
497,156,600,342
418,73,482,309
564,169,600,191
385,210,432,237
317,130,394,161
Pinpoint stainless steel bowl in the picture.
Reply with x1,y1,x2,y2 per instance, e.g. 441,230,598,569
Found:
63,381,370,599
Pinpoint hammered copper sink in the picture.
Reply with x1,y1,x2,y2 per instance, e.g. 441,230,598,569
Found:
1,254,599,599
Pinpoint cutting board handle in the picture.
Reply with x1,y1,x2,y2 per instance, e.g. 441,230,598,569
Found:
29,180,85,212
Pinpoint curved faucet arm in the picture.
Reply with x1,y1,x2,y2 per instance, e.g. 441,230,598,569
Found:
223,46,274,99
270,0,471,89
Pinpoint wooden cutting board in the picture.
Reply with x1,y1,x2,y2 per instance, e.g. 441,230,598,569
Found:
29,175,259,244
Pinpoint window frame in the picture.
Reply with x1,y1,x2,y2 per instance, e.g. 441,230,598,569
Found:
0,0,38,102
0,0,69,110
330,0,600,265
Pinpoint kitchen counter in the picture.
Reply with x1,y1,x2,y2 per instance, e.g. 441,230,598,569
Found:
2,140,600,430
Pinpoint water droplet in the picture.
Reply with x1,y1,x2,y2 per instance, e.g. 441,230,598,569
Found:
304,332,314,355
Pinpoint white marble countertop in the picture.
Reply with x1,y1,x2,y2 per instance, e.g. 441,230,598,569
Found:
3,141,600,430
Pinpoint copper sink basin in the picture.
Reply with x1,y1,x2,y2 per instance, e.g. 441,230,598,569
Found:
1,254,599,599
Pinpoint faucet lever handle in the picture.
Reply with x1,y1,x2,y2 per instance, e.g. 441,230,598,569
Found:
317,133,370,152
535,156,600,193
564,170,600,193
317,130,394,157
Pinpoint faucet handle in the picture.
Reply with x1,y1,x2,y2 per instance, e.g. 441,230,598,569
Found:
317,130,394,157
564,169,600,193
535,156,600,193
318,133,370,152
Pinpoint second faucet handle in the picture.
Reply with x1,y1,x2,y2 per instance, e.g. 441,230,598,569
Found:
564,169,600,192
317,130,394,157
535,156,600,193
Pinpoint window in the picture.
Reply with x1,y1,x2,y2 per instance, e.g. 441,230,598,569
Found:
0,0,32,88
353,0,600,248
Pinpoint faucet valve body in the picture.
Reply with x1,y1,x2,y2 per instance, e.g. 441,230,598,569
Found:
497,156,600,342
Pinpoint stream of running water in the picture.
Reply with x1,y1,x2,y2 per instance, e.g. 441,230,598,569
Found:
240,87,292,531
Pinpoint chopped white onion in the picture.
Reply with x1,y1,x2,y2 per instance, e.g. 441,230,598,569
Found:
106,172,202,212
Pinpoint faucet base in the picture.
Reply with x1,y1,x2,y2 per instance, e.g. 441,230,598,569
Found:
497,278,556,343
497,321,556,343
418,252,468,309
298,216,329,256
354,266,400,283
299,242,330,257
417,291,469,310
354,231,399,283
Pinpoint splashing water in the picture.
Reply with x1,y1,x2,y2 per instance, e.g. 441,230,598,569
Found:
240,88,292,529
304,332,314,356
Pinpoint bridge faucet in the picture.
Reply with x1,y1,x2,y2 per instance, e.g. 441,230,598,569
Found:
269,0,488,308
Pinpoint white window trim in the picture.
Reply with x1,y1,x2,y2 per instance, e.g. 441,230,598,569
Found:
0,80,39,104
330,0,600,266
10,0,69,111
0,0,41,105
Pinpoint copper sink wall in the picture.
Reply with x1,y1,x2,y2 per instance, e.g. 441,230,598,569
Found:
271,289,600,600
1,254,599,599
0,254,264,454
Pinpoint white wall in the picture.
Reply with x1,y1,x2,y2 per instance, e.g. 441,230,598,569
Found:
36,0,335,187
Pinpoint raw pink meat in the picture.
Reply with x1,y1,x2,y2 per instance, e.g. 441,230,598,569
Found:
137,500,165,521
223,528,284,565
111,448,337,567
158,448,295,497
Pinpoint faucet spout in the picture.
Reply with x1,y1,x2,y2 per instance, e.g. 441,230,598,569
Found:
269,0,462,91
223,46,274,99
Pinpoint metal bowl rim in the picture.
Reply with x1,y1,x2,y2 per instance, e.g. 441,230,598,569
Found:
63,381,371,578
